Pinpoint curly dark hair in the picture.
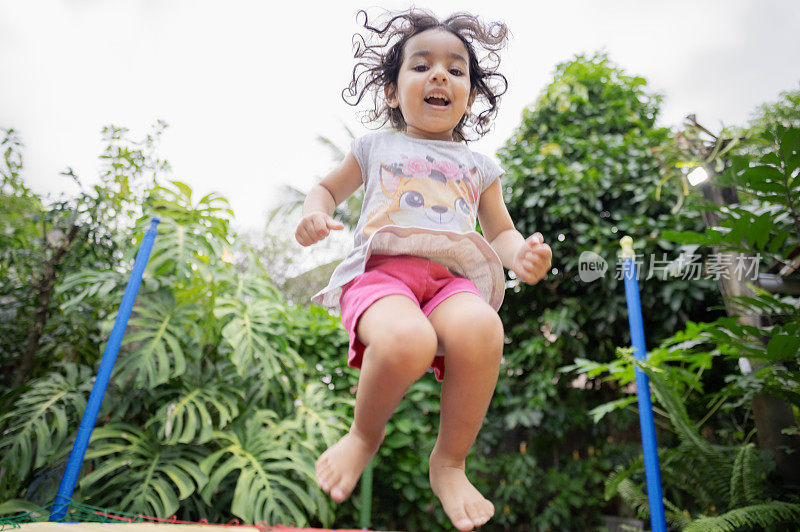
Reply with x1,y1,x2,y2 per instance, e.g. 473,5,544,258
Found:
342,8,509,143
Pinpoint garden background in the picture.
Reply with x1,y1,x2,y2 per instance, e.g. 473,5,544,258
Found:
2,3,800,532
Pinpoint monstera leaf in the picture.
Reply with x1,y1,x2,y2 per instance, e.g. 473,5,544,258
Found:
148,361,243,444
214,273,304,382
113,290,201,389
144,218,217,280
148,181,233,240
0,363,93,494
199,410,322,526
293,381,352,450
56,269,127,312
142,182,233,281
80,423,207,518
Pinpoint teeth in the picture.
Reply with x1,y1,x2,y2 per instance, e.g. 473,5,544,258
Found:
426,95,450,104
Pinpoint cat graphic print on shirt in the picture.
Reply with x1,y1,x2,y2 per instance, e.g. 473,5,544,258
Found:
363,154,480,236
312,131,506,311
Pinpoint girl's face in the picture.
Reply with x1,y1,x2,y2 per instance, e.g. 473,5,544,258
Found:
386,28,476,141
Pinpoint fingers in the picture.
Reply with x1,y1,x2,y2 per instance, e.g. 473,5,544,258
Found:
515,234,553,284
527,232,544,245
295,214,344,246
327,218,345,230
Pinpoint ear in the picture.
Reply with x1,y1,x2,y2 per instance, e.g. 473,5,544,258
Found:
379,164,403,195
467,88,477,109
385,84,399,109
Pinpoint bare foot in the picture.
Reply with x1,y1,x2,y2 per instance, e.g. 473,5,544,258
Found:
316,431,381,503
429,454,495,531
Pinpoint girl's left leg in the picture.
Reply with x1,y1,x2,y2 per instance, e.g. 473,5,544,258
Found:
426,292,504,532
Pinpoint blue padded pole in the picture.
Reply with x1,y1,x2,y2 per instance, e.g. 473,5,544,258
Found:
619,236,667,532
50,217,160,521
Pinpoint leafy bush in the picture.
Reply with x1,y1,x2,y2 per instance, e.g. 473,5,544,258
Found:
482,52,723,528
0,126,354,527
567,127,800,530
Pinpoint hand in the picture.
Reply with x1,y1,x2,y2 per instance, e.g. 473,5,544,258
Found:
511,232,552,284
295,212,344,247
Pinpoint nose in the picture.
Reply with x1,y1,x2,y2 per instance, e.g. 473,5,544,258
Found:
430,64,448,83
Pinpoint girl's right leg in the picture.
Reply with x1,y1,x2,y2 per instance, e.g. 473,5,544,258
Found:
316,294,438,502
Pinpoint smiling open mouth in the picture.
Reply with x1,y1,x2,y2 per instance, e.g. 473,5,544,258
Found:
424,96,450,106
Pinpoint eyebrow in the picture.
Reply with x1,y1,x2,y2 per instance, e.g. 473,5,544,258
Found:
408,50,468,65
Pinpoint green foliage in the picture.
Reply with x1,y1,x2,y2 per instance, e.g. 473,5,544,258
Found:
491,450,612,531
114,291,195,388
0,125,351,528
658,129,800,418
367,379,447,530
664,126,800,266
0,364,93,491
4,66,797,530
489,51,722,527
214,273,305,383
748,84,800,133
149,362,242,445
0,123,168,389
576,331,798,530
684,501,800,532
198,411,321,526
729,443,762,508
80,424,208,517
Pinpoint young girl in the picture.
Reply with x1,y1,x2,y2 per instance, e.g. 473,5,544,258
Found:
295,9,552,531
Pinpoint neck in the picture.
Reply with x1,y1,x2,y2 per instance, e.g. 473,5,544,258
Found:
403,126,456,141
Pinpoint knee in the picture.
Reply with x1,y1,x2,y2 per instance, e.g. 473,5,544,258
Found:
445,308,504,367
366,320,438,375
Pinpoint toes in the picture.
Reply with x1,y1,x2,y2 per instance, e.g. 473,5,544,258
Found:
465,501,485,527
315,455,338,493
331,486,347,503
466,503,479,524
453,517,474,532
316,451,352,502
472,500,494,526
453,498,494,530
444,505,475,531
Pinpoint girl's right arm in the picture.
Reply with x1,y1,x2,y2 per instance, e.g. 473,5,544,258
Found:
295,151,364,247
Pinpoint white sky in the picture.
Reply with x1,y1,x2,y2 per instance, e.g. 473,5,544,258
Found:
1,1,799,231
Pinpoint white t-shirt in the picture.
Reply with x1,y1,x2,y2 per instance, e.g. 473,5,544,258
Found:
311,130,506,310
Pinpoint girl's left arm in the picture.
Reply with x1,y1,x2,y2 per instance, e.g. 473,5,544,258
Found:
477,179,552,285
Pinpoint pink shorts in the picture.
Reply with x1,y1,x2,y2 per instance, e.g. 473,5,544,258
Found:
339,254,482,381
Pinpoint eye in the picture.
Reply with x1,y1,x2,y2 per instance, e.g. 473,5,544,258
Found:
412,65,428,72
449,68,464,76
400,191,424,209
455,198,471,216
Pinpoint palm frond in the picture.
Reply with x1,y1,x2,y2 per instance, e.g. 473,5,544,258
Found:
293,382,352,450
214,275,304,383
142,216,221,282
645,364,734,496
79,423,207,518
199,410,322,526
147,363,243,444
113,291,200,388
684,501,800,532
56,270,127,312
315,133,347,161
615,478,690,530
0,364,93,493
729,443,767,508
